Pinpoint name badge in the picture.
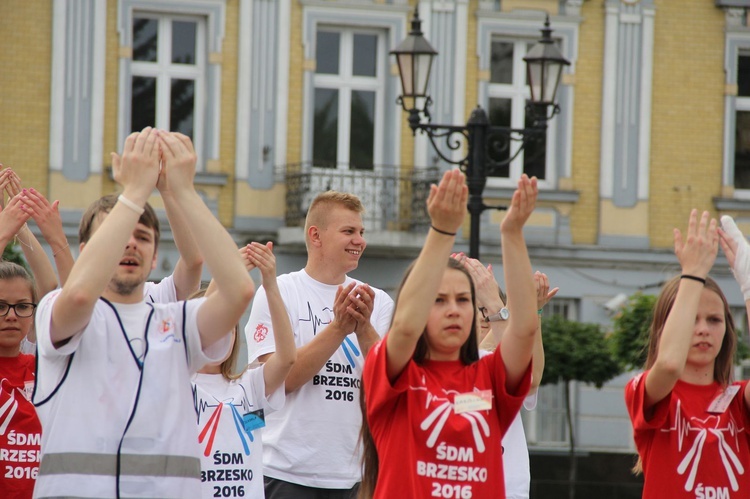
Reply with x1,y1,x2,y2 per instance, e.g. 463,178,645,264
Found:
453,390,493,414
707,385,741,414
243,409,266,432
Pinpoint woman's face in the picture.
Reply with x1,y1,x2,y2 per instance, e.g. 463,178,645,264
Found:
0,277,35,357
424,268,475,361
686,287,727,372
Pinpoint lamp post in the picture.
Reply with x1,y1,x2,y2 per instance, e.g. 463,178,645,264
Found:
392,6,570,259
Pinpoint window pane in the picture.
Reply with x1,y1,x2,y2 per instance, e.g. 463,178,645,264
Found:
313,88,339,168
736,111,750,189
350,90,375,170
172,21,197,64
316,31,340,75
490,41,513,84
133,18,158,62
353,34,377,77
523,106,546,180
487,98,511,177
131,76,156,132
171,79,195,139
740,55,750,97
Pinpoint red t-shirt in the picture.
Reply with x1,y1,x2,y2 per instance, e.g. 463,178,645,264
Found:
363,338,530,499
0,354,41,498
625,371,750,498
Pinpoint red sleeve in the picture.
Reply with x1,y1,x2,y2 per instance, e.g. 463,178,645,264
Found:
624,370,671,430
482,348,531,434
363,337,412,434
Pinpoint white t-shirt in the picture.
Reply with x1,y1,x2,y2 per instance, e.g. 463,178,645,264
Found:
502,392,537,499
20,276,178,356
244,269,394,488
192,366,284,499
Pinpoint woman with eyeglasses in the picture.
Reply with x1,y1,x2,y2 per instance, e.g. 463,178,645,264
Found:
0,262,40,498
0,172,66,497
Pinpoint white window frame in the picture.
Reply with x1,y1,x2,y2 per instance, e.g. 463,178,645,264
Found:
128,13,206,166
309,26,386,171
486,36,557,189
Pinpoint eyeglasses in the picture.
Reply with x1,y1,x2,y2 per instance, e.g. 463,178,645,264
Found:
478,307,488,319
0,302,37,318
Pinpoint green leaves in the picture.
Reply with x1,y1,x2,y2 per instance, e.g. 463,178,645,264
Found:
541,315,622,389
609,293,657,371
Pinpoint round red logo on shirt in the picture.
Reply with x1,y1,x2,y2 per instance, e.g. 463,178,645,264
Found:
254,324,268,342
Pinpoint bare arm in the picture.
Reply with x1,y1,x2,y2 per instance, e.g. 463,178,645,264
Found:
645,210,717,409
530,271,558,392
240,242,296,395
50,128,161,344
158,168,203,300
160,133,254,347
386,169,468,382
498,175,539,394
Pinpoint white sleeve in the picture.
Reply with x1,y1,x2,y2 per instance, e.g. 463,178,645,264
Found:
523,391,538,411
372,289,394,336
184,298,233,374
35,290,85,359
243,285,277,363
143,274,177,304
240,365,285,415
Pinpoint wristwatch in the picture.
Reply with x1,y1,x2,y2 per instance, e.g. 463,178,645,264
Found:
484,307,509,322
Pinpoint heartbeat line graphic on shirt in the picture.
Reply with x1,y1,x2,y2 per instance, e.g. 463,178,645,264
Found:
663,399,746,492
300,302,361,367
196,395,255,456
411,384,490,452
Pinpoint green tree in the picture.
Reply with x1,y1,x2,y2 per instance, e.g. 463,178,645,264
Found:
3,241,26,268
610,292,657,370
541,315,623,499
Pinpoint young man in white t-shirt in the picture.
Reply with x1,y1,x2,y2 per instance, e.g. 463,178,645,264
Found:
32,129,255,498
244,191,394,498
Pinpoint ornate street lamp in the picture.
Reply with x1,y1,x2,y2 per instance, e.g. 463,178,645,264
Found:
392,6,570,258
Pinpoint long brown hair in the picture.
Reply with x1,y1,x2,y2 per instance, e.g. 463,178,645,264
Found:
358,257,479,498
633,274,736,475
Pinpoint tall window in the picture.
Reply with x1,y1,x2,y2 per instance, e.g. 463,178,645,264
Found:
312,28,384,171
736,52,750,190
487,38,547,182
131,15,205,149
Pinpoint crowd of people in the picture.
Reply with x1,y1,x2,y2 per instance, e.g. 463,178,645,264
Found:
0,126,749,498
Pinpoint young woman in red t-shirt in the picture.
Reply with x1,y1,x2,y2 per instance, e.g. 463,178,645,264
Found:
625,210,750,498
359,170,539,499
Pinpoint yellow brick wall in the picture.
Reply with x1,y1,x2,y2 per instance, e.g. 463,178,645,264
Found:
218,0,240,226
648,0,725,248
287,0,305,166
568,0,605,245
0,3,53,197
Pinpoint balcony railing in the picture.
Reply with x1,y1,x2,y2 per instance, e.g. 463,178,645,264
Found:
283,163,440,232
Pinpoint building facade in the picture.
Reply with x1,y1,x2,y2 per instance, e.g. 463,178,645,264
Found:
3,0,750,495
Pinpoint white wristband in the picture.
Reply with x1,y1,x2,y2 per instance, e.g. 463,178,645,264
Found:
117,194,145,215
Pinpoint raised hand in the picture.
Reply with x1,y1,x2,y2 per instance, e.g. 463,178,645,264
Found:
534,271,559,310
427,168,468,236
673,209,718,279
719,215,750,299
159,132,197,195
0,192,32,244
456,254,504,309
501,174,537,234
245,242,278,286
112,127,160,200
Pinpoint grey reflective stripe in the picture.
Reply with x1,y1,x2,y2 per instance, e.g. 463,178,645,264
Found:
39,452,200,478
